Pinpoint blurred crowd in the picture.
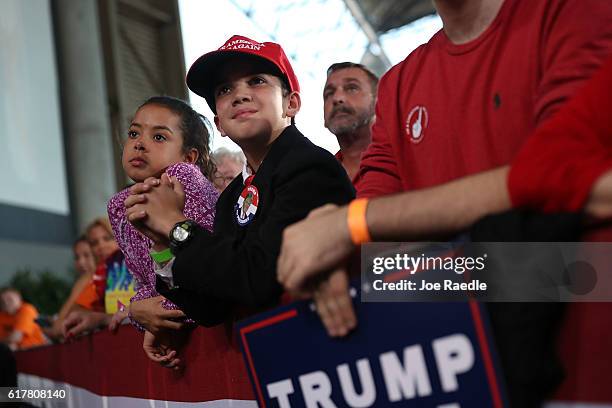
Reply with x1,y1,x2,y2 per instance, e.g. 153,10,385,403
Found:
4,1,612,406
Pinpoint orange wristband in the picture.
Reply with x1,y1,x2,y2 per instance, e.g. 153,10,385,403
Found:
347,198,371,245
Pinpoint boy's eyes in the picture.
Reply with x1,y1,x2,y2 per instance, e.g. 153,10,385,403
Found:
216,85,231,97
153,134,167,142
248,76,266,85
127,130,138,138
215,75,268,96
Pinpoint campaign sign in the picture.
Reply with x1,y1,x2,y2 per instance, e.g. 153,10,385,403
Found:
237,295,507,408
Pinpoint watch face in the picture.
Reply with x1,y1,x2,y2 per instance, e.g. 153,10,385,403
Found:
172,226,189,242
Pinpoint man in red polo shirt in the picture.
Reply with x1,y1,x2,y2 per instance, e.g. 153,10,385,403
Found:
323,62,378,185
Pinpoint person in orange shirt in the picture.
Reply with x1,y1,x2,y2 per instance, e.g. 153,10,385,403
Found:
0,288,46,350
64,217,135,337
73,218,120,313
44,236,97,341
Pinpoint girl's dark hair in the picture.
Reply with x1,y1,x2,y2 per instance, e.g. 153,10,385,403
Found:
139,96,216,180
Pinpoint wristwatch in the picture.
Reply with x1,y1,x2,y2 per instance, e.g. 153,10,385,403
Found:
169,219,197,254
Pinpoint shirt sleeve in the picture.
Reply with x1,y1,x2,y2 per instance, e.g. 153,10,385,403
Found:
108,189,159,301
166,162,218,233
509,56,612,212
74,280,99,310
153,258,176,288
356,73,404,198
159,153,354,325
13,304,38,336
533,0,612,126
107,188,131,249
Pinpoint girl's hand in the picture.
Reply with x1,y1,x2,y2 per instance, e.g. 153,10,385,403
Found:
125,177,168,244
63,310,111,338
43,320,64,341
108,310,129,332
143,330,181,370
130,296,185,334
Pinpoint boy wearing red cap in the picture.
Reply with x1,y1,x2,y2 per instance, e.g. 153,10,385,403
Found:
125,36,354,353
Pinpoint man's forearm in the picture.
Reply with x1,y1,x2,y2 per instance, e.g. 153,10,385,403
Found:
277,166,512,293
367,166,511,240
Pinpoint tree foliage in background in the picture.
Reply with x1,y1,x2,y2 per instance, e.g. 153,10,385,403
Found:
8,269,73,316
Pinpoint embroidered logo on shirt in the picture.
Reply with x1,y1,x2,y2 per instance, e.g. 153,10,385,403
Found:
406,105,429,144
235,184,259,226
493,93,502,110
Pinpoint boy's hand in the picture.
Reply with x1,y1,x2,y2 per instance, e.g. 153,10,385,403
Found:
145,174,187,237
125,175,190,248
143,330,181,370
130,296,185,334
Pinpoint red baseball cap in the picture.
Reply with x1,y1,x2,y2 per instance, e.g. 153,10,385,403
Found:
186,35,300,114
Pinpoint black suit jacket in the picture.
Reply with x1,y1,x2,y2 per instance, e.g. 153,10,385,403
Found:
157,125,355,326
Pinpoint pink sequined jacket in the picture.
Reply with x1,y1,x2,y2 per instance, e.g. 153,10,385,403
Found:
107,162,218,329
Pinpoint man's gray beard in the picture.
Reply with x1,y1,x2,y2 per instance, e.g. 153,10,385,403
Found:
328,113,372,136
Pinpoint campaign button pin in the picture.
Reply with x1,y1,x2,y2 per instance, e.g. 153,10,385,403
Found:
235,184,259,226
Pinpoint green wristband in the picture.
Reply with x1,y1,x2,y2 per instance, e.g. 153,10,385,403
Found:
150,248,174,264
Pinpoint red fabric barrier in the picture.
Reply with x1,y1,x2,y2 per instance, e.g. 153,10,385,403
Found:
15,324,254,402
13,309,612,405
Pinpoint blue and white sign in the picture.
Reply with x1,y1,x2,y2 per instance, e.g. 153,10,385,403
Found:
237,293,507,407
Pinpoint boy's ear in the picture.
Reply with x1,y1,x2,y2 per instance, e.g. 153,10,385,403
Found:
184,148,199,164
214,116,227,137
284,91,301,120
